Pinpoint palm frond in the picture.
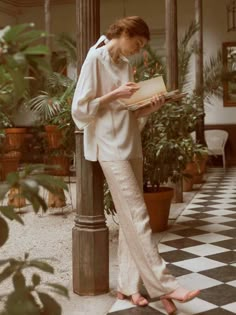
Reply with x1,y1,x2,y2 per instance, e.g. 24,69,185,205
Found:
29,91,61,122
203,50,223,103
178,21,199,91
55,33,77,65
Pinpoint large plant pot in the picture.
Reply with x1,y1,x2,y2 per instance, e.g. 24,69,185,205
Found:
45,125,62,149
0,152,21,181
144,187,174,233
192,154,208,184
4,128,26,151
47,156,70,176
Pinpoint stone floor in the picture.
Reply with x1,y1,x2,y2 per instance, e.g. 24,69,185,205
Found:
0,168,235,315
108,168,236,315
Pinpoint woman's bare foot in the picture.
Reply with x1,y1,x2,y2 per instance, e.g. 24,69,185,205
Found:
131,292,149,306
161,287,200,302
117,291,148,306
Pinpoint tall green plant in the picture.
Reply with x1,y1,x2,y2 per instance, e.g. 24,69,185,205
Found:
0,23,50,127
0,165,69,315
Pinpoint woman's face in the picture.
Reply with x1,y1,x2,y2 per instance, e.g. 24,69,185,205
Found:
118,33,148,56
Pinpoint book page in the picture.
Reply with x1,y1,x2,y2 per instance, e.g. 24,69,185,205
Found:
122,76,186,111
123,76,167,106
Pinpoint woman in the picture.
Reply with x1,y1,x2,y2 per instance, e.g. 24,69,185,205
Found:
72,16,200,314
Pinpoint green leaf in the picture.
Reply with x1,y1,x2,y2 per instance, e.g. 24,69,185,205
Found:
0,216,9,247
13,272,26,291
46,283,69,298
23,45,49,56
0,205,24,224
18,29,47,48
38,292,62,315
0,265,15,284
0,182,11,200
28,260,54,274
32,273,41,287
0,259,11,267
3,23,32,42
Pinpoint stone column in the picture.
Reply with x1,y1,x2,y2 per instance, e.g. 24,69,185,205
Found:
195,0,206,146
73,0,109,296
165,0,178,90
165,0,182,202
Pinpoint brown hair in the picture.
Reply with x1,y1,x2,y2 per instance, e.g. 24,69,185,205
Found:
106,16,150,41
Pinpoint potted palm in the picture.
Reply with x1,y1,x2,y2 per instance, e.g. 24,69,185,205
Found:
0,23,49,181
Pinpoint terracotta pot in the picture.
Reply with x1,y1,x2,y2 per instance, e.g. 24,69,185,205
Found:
144,187,174,233
0,151,21,181
8,187,26,208
183,161,199,191
183,176,194,192
45,125,62,149
47,155,70,176
192,154,208,184
4,128,26,151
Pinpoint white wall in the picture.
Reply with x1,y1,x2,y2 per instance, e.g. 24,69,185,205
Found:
1,0,235,125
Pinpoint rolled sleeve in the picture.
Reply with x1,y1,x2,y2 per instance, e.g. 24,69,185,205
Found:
72,54,100,130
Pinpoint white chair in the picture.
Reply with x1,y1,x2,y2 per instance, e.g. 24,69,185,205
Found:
191,130,229,169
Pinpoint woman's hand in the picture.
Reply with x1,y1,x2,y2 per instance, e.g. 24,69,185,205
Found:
134,93,166,118
113,82,140,99
150,93,166,110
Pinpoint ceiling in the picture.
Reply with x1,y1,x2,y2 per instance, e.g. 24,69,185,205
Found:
1,0,74,7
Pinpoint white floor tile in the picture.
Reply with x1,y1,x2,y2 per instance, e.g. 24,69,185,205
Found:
222,302,236,313
201,216,235,224
197,223,234,233
190,198,211,203
171,298,216,314
205,204,236,210
160,233,184,242
177,273,222,290
182,209,199,215
158,243,176,253
176,216,194,223
173,257,225,272
108,299,135,313
182,244,228,256
189,233,232,243
227,280,236,288
186,204,204,210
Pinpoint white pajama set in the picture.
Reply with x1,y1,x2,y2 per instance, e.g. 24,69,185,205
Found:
71,36,179,298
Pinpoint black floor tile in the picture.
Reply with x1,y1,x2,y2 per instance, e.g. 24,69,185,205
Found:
225,213,236,219
180,219,210,228
162,238,203,249
166,264,192,277
173,228,207,237
212,239,236,250
199,284,236,306
200,265,236,283
191,206,220,212
218,229,236,238
186,213,215,219
222,220,236,228
108,306,164,315
161,250,198,263
206,251,236,264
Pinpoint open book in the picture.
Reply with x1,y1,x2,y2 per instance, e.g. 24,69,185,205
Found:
123,76,186,111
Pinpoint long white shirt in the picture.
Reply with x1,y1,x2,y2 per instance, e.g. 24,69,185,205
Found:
71,36,145,161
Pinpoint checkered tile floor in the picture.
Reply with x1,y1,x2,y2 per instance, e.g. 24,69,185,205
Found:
107,168,236,314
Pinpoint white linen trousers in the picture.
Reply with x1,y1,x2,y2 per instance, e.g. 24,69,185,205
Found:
99,158,179,298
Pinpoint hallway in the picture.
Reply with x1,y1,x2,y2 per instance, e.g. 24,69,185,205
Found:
108,168,236,315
